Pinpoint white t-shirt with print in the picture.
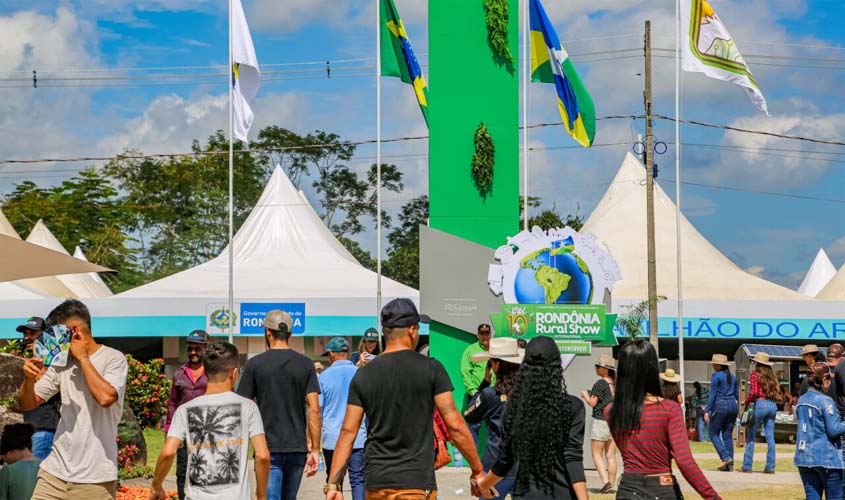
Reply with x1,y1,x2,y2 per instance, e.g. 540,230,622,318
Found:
34,345,128,483
168,391,265,500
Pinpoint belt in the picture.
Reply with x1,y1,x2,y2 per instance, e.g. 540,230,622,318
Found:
620,472,677,487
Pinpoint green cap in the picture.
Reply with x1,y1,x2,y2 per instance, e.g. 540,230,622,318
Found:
363,327,379,341
323,337,351,356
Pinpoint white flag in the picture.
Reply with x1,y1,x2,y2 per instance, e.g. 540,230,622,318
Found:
232,0,261,142
680,0,768,114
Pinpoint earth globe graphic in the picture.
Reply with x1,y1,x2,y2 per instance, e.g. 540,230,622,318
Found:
513,239,593,304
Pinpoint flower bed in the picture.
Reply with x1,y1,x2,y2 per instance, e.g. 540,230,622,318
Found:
116,486,177,500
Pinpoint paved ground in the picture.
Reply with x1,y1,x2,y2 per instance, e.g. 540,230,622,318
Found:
153,464,800,499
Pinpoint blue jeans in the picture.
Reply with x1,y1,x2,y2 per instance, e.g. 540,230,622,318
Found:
468,421,482,449
31,430,55,460
323,448,365,500
800,466,843,500
484,473,514,500
742,399,777,472
709,401,738,465
695,408,708,441
268,452,307,500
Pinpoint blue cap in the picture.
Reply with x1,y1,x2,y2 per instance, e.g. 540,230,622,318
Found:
187,330,209,344
323,337,351,356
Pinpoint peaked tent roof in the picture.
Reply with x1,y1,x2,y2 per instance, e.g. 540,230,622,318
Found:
580,153,808,301
73,246,114,297
797,248,836,297
25,220,113,298
0,209,77,298
118,166,417,300
817,260,845,300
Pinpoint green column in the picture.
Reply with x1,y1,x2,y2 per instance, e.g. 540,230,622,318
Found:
428,0,520,407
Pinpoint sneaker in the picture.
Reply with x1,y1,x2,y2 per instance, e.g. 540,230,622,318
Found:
763,470,775,474
737,468,752,473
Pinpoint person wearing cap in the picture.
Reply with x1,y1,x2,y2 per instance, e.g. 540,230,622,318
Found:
237,310,321,500
164,330,209,500
324,298,485,500
318,337,366,500
16,316,60,460
461,324,494,445
703,354,739,472
463,338,525,500
799,344,825,396
580,354,617,494
795,362,845,500
659,369,683,405
738,353,782,474
351,328,381,367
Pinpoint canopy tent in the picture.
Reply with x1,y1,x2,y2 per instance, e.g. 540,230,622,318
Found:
25,220,113,298
106,165,418,337
0,234,112,283
818,261,845,300
0,209,78,298
73,246,113,297
797,248,836,297
581,153,807,302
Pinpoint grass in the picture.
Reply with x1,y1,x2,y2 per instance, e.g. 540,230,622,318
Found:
688,440,794,454
143,429,175,474
693,457,797,473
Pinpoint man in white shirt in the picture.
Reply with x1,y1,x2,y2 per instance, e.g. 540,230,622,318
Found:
18,299,129,500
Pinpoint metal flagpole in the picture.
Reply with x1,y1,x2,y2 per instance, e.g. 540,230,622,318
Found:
376,0,384,350
227,0,235,344
522,0,529,231
675,0,686,401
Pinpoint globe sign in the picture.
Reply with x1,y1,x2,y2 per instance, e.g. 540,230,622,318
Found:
513,239,593,305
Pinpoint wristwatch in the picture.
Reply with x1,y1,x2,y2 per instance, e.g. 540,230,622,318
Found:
323,483,342,494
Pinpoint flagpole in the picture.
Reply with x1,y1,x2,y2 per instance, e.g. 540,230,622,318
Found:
376,0,384,350
675,0,685,401
227,0,235,344
522,0,529,231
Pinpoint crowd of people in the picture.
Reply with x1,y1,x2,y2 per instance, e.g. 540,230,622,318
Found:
4,297,845,500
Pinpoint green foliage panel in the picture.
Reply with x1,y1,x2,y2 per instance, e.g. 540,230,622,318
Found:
428,0,519,250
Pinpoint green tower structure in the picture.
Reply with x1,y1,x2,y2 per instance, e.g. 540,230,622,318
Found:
428,0,520,406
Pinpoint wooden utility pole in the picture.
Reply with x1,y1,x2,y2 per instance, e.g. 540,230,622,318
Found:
644,20,659,354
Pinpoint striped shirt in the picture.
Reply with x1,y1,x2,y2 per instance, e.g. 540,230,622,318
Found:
607,399,720,500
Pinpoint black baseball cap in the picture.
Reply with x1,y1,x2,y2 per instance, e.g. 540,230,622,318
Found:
477,324,492,334
187,330,209,344
381,298,430,328
16,317,46,333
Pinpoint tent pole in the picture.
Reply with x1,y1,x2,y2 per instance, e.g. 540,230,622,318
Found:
227,0,234,344
376,0,383,350
675,0,685,402
522,0,529,231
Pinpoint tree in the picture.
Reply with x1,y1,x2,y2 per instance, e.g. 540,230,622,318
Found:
383,195,429,288
518,196,583,231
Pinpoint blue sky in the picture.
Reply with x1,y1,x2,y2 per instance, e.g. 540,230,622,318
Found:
0,0,843,290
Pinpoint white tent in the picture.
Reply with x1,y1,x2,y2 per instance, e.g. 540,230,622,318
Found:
797,248,836,297
817,261,845,300
25,220,113,298
118,165,416,303
581,153,808,301
0,209,77,298
73,246,113,297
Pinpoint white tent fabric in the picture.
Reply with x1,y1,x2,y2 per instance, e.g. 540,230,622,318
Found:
118,165,417,300
797,248,836,297
581,153,807,301
818,261,845,300
25,220,113,298
73,246,113,297
0,209,77,298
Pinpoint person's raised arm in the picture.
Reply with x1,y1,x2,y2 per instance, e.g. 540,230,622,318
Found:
72,335,120,407
148,437,182,500
325,405,365,500
18,358,48,411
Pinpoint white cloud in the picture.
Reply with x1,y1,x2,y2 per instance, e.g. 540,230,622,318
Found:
745,265,766,277
829,236,845,268
249,0,353,33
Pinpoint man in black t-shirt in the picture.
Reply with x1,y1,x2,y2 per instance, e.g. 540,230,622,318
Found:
237,310,321,500
17,316,61,460
324,298,487,500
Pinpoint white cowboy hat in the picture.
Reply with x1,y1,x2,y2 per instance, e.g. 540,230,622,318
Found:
470,337,525,364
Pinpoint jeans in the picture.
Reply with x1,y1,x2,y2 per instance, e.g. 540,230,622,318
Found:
485,475,514,500
31,430,55,460
467,421,482,449
709,401,738,465
799,466,843,500
616,473,684,500
268,452,308,500
323,448,365,500
695,408,709,441
176,446,187,500
742,399,777,472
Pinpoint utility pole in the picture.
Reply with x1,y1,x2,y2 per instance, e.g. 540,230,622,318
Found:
644,20,659,354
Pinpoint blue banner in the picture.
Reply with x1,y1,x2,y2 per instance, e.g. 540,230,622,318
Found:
240,302,306,334
612,317,845,341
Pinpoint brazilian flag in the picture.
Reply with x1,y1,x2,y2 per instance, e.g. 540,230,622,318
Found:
380,0,429,127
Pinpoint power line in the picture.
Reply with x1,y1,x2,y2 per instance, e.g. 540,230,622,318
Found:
665,178,845,204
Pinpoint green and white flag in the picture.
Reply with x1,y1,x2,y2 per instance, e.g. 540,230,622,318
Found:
681,0,768,114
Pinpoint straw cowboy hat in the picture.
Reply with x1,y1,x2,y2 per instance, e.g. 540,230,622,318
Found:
660,368,682,383
470,337,525,364
802,344,820,355
709,353,734,367
751,352,774,366
595,354,616,370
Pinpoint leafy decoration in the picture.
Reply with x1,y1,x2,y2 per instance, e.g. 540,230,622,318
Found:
471,123,495,199
483,0,514,70
615,296,667,340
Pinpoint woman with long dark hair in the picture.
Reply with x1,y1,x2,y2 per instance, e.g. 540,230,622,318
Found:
608,339,720,500
476,336,587,499
740,352,782,473
580,354,617,494
464,337,524,500
704,354,739,471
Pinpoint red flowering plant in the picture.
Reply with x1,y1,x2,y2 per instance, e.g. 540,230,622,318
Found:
125,355,172,429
